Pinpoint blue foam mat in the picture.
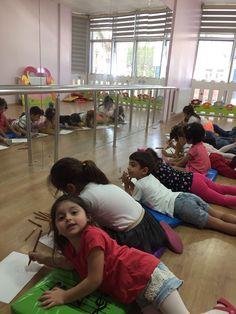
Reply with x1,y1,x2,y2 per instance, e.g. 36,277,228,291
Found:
144,206,182,228
206,168,218,181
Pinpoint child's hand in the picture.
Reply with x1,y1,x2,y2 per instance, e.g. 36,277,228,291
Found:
120,171,130,185
28,251,46,264
39,287,66,309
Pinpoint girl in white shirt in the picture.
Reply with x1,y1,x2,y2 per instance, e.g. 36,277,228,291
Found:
48,157,183,254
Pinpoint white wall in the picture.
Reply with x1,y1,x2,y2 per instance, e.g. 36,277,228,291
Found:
0,0,71,103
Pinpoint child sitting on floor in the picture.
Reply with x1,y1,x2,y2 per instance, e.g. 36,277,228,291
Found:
121,151,236,235
0,97,20,145
171,122,211,174
29,195,236,314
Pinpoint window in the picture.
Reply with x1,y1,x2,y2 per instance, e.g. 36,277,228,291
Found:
193,41,233,82
89,9,172,77
194,5,236,82
112,42,133,76
136,41,163,78
91,42,112,74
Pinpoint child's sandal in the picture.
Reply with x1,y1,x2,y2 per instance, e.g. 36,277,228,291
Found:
213,297,236,314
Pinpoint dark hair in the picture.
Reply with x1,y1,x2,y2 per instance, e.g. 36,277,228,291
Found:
183,122,205,144
183,105,200,122
45,108,55,121
145,148,163,165
70,113,82,125
0,97,7,109
169,125,185,141
30,106,44,116
129,151,156,174
50,195,91,251
48,157,109,194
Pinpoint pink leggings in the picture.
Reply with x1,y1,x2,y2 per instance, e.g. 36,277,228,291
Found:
190,173,236,208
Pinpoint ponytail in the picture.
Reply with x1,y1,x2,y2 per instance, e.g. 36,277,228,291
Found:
48,157,109,194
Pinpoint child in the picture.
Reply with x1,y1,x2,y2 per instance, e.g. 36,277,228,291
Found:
28,195,236,314
162,125,191,160
48,157,183,254
41,108,86,134
172,123,211,174
11,106,43,137
0,97,20,145
146,148,236,209
183,104,214,132
29,195,188,313
99,95,125,124
122,151,236,235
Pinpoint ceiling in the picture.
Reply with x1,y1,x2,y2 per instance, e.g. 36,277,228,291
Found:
57,0,167,15
56,0,236,15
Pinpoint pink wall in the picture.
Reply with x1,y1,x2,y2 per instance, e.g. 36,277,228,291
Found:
167,0,201,88
0,0,71,102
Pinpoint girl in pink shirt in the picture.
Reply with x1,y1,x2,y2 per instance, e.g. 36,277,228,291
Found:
172,123,211,175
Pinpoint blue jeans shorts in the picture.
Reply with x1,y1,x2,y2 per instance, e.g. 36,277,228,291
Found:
174,193,209,229
136,262,183,310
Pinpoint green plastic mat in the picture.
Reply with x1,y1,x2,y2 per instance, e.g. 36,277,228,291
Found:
11,268,126,314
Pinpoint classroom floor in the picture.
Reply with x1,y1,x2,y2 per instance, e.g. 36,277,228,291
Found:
0,101,236,314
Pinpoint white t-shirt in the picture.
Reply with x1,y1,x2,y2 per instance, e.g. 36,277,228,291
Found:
203,142,235,159
132,174,180,217
79,183,143,231
188,115,200,124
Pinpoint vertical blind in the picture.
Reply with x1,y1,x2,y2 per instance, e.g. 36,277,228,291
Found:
90,8,173,40
72,15,89,73
200,5,236,35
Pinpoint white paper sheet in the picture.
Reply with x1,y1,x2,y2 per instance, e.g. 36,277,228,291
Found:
0,145,9,150
59,129,74,135
78,125,119,131
39,232,54,249
0,251,42,303
11,138,28,143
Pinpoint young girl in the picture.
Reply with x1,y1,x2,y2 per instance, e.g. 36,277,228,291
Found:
146,148,236,209
48,157,183,254
122,151,236,235
0,97,20,145
29,195,236,314
172,122,211,174
183,104,214,132
170,124,236,179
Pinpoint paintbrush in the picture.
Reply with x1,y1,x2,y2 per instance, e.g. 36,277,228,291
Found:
28,229,42,266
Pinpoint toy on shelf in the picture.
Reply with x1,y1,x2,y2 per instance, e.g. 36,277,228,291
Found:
194,98,236,118
63,92,94,103
20,66,56,107
190,99,201,107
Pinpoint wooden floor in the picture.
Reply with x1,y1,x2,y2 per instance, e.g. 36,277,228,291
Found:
0,102,236,314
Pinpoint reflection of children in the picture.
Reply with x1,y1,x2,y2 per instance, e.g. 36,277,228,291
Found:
122,151,236,235
29,195,188,313
0,98,20,145
48,157,183,254
40,108,86,134
11,106,43,137
99,95,125,124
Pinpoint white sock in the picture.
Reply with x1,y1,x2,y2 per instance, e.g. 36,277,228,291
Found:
203,310,226,314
